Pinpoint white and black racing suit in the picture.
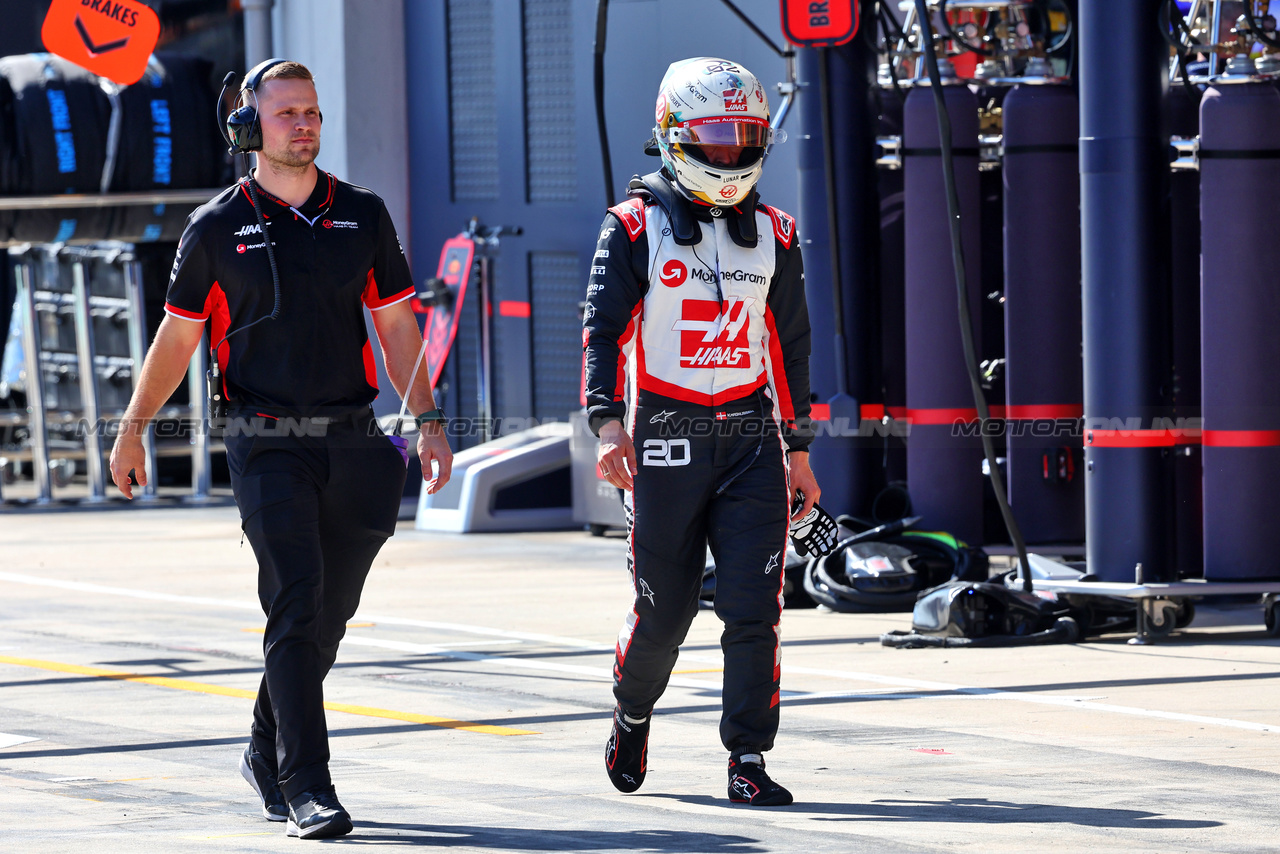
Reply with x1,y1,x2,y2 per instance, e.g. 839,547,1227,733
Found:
583,171,813,756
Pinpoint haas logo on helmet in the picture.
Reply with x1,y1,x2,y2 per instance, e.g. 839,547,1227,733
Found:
659,259,687,287
723,88,748,112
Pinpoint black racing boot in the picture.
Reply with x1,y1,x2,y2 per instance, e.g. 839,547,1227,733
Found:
239,744,288,821
604,705,650,793
727,754,793,806
286,787,353,839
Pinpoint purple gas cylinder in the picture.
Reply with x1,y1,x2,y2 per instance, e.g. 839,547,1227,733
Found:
903,80,985,545
1199,81,1280,580
1001,83,1084,544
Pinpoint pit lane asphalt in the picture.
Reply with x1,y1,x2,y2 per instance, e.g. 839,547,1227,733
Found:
2,503,1278,853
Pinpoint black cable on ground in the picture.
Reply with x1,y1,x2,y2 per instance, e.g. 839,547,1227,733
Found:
881,618,1079,648
912,0,1032,593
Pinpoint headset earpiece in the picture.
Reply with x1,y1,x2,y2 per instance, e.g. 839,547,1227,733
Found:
224,56,288,155
225,102,261,154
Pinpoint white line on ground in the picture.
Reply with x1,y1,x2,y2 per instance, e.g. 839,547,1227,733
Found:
4,570,1277,735
341,635,721,692
0,733,39,750
0,571,608,650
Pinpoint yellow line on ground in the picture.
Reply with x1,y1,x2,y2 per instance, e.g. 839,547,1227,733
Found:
0,655,536,736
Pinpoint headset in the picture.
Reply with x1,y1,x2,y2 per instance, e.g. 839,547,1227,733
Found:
223,57,287,154
207,59,297,425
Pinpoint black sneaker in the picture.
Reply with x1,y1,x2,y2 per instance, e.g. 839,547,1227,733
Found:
239,745,288,822
604,705,650,793
286,788,353,839
727,754,793,806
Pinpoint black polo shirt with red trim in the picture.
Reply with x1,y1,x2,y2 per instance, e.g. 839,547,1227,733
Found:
164,169,414,416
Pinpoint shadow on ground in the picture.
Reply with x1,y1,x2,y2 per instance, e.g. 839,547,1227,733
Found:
642,794,1222,830
338,822,762,851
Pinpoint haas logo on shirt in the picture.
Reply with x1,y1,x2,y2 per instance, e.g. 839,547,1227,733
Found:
671,297,756,368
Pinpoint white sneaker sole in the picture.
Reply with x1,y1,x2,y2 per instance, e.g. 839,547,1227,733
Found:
286,813,353,839
239,750,287,822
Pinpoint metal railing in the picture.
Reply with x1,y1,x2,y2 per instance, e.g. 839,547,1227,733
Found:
2,245,215,504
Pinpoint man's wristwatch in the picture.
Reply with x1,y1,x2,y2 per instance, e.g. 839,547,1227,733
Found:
415,408,447,428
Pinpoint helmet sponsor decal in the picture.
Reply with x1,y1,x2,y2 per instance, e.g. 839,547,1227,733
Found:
702,59,742,74
655,93,667,124
659,259,687,287
722,88,748,112
719,185,738,199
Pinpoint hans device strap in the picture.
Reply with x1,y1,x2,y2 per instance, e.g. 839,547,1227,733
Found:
225,57,288,154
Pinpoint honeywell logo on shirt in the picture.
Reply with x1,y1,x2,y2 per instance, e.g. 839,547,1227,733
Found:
671,297,756,368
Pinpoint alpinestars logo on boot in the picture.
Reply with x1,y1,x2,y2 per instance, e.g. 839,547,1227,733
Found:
671,297,756,368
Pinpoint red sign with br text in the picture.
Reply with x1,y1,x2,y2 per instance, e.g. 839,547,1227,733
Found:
779,0,859,48
42,0,161,85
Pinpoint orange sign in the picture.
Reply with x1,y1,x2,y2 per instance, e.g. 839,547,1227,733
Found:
41,0,161,85
779,0,859,48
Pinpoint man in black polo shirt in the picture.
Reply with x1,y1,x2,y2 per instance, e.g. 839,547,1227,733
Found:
108,60,451,840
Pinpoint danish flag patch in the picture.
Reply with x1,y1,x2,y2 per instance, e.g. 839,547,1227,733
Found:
761,204,796,249
608,197,647,242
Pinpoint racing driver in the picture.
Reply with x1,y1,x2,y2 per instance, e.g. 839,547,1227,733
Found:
583,56,818,807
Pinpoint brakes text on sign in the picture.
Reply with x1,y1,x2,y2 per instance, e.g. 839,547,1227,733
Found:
779,0,858,48
41,0,162,86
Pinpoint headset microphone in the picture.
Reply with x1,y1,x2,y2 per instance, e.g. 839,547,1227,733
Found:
215,71,239,156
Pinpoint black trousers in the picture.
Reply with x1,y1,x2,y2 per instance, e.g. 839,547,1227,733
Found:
224,408,406,800
614,387,789,755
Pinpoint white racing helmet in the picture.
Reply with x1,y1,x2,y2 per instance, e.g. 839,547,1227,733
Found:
653,57,784,207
